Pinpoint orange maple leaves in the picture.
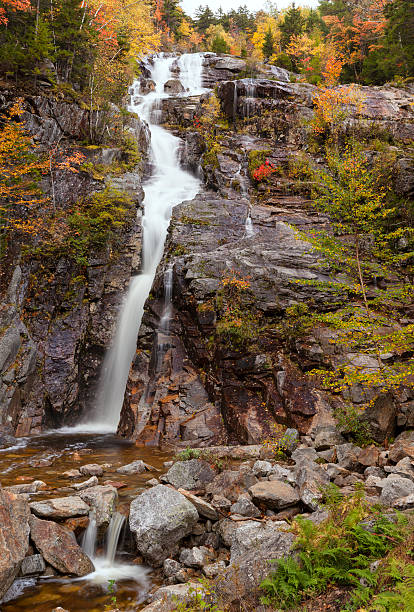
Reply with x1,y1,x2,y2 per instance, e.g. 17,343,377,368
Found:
0,0,31,25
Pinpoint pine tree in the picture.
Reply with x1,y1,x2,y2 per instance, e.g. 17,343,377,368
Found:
262,26,275,58
279,3,305,50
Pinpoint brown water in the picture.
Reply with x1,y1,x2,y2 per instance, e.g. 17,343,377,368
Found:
0,433,171,611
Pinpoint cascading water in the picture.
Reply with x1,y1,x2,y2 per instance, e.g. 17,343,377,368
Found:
70,54,202,433
80,511,148,585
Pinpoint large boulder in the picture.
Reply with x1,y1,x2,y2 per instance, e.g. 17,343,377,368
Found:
388,431,414,463
163,459,216,492
129,485,198,566
79,485,117,530
214,57,246,72
0,489,30,598
206,469,257,502
29,515,94,576
380,475,414,506
164,79,184,94
216,521,295,607
29,496,90,519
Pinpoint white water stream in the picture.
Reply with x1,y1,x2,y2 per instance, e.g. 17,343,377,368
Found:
67,54,204,434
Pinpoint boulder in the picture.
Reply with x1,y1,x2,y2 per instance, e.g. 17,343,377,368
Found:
29,515,94,576
163,558,182,577
5,480,47,494
335,443,362,471
203,560,227,578
79,485,117,530
230,495,261,518
72,476,99,491
129,485,198,566
164,79,184,94
295,464,330,511
313,428,345,451
360,393,397,443
29,496,90,519
163,459,216,492
0,489,30,598
79,464,104,477
215,521,295,606
214,57,246,72
249,480,300,510
380,475,414,506
116,460,147,474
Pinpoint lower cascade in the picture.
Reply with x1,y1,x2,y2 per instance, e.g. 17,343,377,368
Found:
75,54,203,433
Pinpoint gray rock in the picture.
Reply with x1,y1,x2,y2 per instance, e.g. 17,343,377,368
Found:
211,495,232,512
203,560,226,578
163,558,182,578
179,546,211,568
252,460,273,476
283,428,300,452
79,464,104,477
313,428,345,451
29,496,90,519
249,480,300,510
295,464,330,511
380,476,414,506
229,520,289,562
384,457,414,482
206,469,257,502
79,486,117,530
393,493,414,510
336,443,362,471
164,79,184,94
230,495,261,518
116,460,147,474
129,485,198,566
291,447,318,464
20,554,46,576
5,481,47,494
214,57,246,72
164,460,216,492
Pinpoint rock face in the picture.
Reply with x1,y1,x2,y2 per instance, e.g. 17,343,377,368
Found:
129,485,199,566
0,91,149,434
29,515,94,576
0,489,30,598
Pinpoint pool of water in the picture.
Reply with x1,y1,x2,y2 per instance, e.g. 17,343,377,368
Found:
0,433,171,611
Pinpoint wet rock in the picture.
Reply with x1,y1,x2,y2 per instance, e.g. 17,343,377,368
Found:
116,460,147,474
79,464,104,477
230,495,261,518
20,554,46,576
79,485,117,530
380,475,414,506
249,480,300,510
72,476,99,491
29,496,90,519
164,79,184,94
206,470,258,502
5,481,47,494
129,485,198,566
64,516,89,535
163,460,216,492
177,488,219,520
139,78,156,95
29,515,94,576
179,546,212,568
63,470,81,479
0,489,30,598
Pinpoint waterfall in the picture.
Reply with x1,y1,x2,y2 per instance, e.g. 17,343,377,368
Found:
69,54,202,433
177,53,206,93
245,213,255,238
80,511,148,585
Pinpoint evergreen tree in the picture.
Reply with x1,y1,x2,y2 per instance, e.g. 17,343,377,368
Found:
262,26,275,58
211,34,230,54
279,3,305,50
194,5,217,33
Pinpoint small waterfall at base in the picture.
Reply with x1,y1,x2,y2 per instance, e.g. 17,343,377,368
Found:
69,54,202,433
81,511,148,586
245,213,255,238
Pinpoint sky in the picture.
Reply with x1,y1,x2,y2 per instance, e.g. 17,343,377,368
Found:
181,0,319,18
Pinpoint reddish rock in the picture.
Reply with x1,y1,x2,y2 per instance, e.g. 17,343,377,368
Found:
358,446,380,467
29,515,94,576
0,489,30,598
